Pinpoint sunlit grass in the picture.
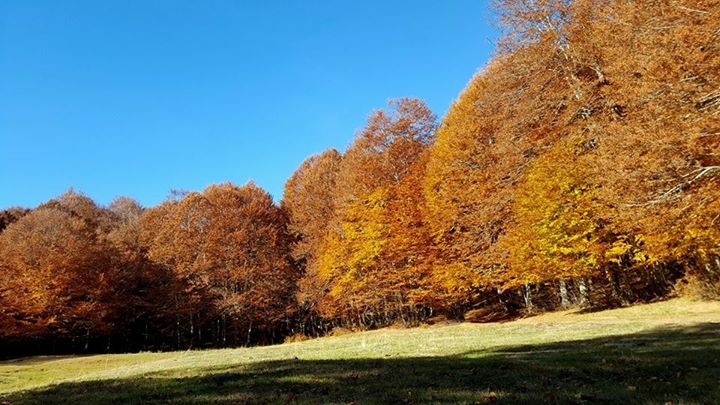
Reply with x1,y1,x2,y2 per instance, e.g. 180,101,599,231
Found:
2,298,719,404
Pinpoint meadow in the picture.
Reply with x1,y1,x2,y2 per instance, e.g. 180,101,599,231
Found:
1,298,719,404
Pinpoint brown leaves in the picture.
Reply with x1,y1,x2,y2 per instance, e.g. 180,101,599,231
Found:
141,182,299,331
285,98,438,327
0,196,119,337
2,0,720,348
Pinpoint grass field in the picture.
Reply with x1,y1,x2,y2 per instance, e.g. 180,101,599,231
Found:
1,298,719,404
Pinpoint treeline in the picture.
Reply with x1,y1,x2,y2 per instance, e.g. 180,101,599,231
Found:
0,185,298,353
1,0,719,353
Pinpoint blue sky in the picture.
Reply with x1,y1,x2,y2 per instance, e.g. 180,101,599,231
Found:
0,1,497,209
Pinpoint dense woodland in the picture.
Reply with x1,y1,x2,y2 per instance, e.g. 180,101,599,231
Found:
1,0,718,354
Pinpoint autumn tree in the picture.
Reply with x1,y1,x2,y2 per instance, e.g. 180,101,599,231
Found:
376,153,438,318
141,182,298,346
3,0,719,350
334,98,437,211
573,0,720,287
0,193,119,348
312,98,438,327
102,197,176,350
432,0,718,314
497,141,646,309
0,207,30,234
282,149,342,333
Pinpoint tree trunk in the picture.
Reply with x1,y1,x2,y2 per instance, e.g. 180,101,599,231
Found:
222,315,227,346
246,321,253,346
176,318,181,349
578,278,589,306
522,284,533,312
559,279,570,308
607,269,627,305
189,312,194,349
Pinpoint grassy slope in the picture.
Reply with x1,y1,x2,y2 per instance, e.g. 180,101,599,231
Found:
1,298,719,404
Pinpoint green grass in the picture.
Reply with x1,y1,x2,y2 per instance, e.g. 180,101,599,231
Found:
1,298,719,404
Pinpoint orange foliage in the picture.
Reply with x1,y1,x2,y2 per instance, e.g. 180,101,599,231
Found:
141,182,298,342
0,192,119,339
2,0,719,351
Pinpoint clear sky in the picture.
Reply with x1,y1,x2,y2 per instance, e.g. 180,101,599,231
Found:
0,1,497,209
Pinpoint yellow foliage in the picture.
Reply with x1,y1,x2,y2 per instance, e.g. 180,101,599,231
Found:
341,189,388,274
503,146,600,285
315,189,390,315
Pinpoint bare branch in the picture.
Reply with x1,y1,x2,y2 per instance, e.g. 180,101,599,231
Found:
677,5,710,15
628,166,720,207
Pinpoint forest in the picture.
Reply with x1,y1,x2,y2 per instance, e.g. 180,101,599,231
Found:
1,0,718,354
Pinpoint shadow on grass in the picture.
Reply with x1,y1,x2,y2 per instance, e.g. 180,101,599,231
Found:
3,323,719,404
0,355,95,366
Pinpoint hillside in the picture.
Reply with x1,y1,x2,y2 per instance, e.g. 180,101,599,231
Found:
2,298,719,404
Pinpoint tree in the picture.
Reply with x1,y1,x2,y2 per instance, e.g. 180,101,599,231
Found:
378,152,438,318
313,98,438,326
0,206,118,344
104,197,176,350
141,182,298,346
334,98,437,211
283,149,343,266
0,207,30,234
282,149,343,332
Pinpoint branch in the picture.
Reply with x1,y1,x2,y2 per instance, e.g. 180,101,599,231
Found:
677,5,710,15
457,159,482,170
699,131,720,138
629,166,720,207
